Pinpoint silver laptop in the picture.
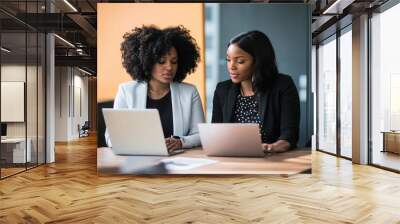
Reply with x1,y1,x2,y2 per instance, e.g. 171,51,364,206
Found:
198,123,264,157
103,108,183,156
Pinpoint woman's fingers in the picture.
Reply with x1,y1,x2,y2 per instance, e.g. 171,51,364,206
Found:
165,138,173,150
262,143,267,150
262,142,289,153
166,138,179,152
262,143,272,150
166,138,183,152
262,143,274,154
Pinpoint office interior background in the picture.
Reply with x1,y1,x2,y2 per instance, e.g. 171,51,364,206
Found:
1,0,399,178
0,0,400,222
1,0,97,179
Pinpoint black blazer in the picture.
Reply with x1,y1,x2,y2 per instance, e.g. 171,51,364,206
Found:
212,74,300,148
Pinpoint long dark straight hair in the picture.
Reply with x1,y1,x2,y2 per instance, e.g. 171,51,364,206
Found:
228,30,278,93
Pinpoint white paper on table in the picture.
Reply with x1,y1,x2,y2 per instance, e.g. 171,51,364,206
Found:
161,157,218,171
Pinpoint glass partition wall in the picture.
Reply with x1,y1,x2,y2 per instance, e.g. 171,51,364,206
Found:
316,25,353,159
0,29,28,177
0,1,46,179
370,2,400,171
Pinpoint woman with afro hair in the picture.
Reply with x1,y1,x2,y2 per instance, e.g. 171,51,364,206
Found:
106,25,205,152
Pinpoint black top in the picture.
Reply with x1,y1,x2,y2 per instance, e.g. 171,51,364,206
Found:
232,94,267,143
146,91,173,138
212,74,300,148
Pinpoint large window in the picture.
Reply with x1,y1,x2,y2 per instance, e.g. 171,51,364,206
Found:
339,27,352,158
316,25,353,159
317,35,337,154
370,2,400,171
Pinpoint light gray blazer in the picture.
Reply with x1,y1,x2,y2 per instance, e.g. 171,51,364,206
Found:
105,81,205,148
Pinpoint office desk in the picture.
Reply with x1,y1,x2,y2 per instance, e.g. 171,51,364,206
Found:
1,138,31,164
97,147,312,175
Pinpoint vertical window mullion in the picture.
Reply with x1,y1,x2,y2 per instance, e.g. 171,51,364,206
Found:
316,44,319,150
25,0,28,171
36,0,39,167
336,29,341,157
367,11,373,165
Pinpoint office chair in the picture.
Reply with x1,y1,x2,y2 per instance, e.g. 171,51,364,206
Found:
97,101,114,147
78,121,90,138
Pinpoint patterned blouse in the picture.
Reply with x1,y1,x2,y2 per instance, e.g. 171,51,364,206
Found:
232,94,268,143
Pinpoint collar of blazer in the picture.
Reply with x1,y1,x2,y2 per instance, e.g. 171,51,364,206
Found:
224,83,269,124
135,81,184,136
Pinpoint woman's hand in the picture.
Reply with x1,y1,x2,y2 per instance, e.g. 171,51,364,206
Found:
262,140,291,153
165,137,182,152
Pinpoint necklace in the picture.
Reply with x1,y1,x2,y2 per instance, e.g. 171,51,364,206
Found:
240,87,254,97
240,87,245,96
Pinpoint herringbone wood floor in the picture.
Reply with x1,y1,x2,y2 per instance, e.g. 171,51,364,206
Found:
1,135,400,223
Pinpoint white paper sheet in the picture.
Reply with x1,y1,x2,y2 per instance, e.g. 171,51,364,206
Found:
161,157,218,171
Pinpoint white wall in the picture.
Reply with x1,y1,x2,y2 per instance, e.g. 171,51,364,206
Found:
71,72,89,138
1,65,37,137
1,66,26,129
55,67,89,141
75,71,89,138
55,67,69,141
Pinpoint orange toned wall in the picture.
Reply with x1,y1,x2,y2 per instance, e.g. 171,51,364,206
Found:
97,3,205,109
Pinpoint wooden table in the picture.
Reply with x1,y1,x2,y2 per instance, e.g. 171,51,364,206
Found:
97,147,312,175
381,131,400,154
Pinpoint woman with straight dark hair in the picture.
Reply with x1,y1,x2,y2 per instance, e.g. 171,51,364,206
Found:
212,30,300,153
